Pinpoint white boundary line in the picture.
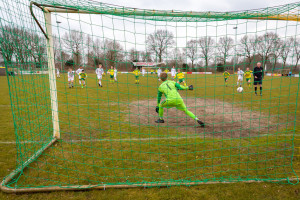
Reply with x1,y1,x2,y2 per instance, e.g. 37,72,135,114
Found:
0,134,297,144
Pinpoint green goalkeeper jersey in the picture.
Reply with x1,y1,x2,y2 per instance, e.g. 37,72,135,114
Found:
157,80,188,106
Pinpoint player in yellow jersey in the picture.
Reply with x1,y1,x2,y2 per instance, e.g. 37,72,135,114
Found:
175,69,186,86
133,67,141,84
223,70,230,87
164,68,169,73
107,66,114,83
244,67,253,88
150,69,154,74
78,69,87,88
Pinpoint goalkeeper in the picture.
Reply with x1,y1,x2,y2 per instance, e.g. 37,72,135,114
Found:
155,73,205,127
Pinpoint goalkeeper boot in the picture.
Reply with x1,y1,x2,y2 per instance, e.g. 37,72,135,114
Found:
197,120,205,127
155,119,164,123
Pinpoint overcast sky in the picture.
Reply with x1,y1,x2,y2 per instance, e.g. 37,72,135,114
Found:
91,0,297,13
1,0,299,63
49,1,299,46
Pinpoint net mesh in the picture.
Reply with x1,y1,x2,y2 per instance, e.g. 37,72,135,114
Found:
0,0,300,190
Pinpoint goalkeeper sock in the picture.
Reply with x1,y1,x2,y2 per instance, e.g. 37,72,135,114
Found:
159,107,164,119
255,87,257,94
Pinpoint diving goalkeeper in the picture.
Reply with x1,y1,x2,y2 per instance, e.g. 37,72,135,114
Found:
155,73,205,127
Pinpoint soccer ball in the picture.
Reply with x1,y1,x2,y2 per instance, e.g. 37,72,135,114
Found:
237,87,243,93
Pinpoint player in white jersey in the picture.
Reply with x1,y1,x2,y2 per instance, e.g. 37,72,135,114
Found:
157,68,162,81
76,66,84,85
171,66,176,80
142,67,146,76
56,68,60,78
114,67,118,82
95,64,104,87
237,68,244,87
67,68,75,88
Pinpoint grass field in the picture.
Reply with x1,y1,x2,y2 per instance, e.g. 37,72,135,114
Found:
0,72,300,199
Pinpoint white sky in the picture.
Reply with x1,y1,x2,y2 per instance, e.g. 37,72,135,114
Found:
48,0,299,53
1,0,299,63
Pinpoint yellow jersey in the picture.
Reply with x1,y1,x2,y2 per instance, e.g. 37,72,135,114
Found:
223,71,230,78
244,70,252,78
133,69,140,76
175,72,185,79
164,69,169,73
108,69,114,75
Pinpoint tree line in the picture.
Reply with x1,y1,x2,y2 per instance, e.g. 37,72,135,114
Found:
1,26,300,72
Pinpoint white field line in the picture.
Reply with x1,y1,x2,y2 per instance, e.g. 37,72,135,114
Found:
0,103,121,107
0,134,297,144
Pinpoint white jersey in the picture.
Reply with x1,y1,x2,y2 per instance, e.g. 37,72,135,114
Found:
68,71,75,78
142,69,146,75
171,68,176,76
237,70,244,78
56,69,60,74
95,68,104,76
114,69,117,77
76,68,83,75
237,70,244,80
68,71,75,81
157,69,162,74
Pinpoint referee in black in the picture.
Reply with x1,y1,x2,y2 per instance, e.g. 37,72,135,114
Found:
253,62,264,96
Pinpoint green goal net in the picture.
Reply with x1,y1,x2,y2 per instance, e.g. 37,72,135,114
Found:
0,0,300,192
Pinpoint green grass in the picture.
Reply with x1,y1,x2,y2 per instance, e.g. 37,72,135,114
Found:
0,73,300,199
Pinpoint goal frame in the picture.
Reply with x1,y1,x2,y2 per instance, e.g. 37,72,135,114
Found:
0,0,299,193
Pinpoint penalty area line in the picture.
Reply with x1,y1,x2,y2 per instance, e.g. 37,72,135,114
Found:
0,134,297,144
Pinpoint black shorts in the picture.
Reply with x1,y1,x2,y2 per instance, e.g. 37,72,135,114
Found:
254,78,262,85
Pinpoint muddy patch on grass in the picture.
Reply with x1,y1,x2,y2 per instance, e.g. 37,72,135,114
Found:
129,98,288,138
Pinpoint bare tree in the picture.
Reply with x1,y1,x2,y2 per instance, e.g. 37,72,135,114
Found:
92,38,103,60
185,39,198,69
293,37,300,69
53,35,61,62
85,34,94,67
217,36,234,66
280,38,293,67
102,39,124,67
240,35,259,68
140,50,152,62
146,29,175,62
63,30,84,67
129,48,140,61
257,32,281,70
269,39,283,68
28,32,47,68
169,48,184,68
198,36,215,67
0,26,15,63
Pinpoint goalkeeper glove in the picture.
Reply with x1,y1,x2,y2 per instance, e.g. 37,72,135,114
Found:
156,106,159,113
188,85,193,90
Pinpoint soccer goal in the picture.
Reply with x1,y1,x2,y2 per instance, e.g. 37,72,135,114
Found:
0,0,300,193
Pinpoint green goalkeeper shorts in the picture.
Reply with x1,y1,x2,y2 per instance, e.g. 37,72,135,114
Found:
246,78,251,82
135,76,139,80
160,99,187,111
110,75,114,79
178,78,185,83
